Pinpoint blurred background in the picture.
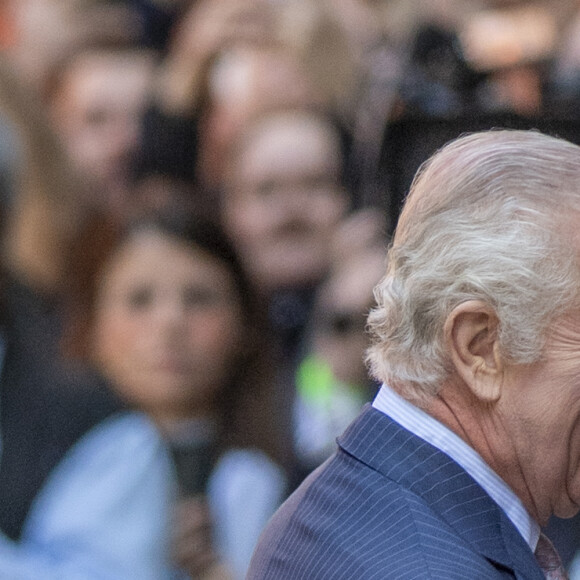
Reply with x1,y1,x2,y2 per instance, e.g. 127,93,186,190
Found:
0,0,580,578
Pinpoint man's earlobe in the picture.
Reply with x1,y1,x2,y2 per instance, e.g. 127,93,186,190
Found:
444,301,503,403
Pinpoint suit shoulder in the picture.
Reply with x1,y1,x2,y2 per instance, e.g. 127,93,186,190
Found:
248,450,507,579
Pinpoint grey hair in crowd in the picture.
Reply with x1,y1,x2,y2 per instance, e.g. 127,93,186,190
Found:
366,129,580,402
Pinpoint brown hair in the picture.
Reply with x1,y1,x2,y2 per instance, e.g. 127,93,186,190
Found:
62,205,284,463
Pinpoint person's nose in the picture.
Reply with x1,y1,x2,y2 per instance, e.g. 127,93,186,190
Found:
112,117,140,158
273,187,313,220
153,298,187,333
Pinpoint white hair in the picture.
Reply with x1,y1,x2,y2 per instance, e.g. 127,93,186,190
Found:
366,130,580,403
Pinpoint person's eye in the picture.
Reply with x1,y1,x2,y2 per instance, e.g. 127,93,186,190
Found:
126,287,153,309
255,179,277,198
84,107,108,128
182,286,221,308
308,176,338,194
320,311,365,337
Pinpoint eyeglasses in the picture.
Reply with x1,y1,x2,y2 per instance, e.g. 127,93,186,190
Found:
317,310,367,337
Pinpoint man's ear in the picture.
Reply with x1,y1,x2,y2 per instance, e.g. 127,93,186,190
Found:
443,300,503,403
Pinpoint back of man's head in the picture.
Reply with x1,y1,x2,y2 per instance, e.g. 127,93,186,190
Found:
367,129,580,402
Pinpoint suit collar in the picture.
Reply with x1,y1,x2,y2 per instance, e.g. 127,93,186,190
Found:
372,384,540,549
338,405,544,579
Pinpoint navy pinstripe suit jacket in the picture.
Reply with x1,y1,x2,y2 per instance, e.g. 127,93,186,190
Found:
247,405,546,579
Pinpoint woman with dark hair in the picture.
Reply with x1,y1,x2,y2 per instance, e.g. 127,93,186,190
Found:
65,208,287,580
0,50,174,579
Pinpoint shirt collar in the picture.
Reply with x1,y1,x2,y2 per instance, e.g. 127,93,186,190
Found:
372,384,540,551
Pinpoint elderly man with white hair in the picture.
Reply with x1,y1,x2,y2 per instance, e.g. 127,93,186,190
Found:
247,129,580,579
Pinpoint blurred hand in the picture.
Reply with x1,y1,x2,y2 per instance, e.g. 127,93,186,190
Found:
157,0,278,114
459,5,556,72
173,495,232,580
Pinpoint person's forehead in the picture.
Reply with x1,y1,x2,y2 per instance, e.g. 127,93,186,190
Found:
62,50,153,97
233,116,342,179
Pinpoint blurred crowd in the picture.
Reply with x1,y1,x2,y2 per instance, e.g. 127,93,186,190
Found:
0,0,580,578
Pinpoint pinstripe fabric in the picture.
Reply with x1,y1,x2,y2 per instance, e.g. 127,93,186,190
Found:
372,385,540,551
247,406,546,579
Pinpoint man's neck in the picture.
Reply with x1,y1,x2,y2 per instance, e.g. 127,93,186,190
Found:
373,384,541,547
426,382,541,524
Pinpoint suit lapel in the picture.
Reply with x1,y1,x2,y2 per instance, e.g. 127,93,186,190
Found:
338,405,544,580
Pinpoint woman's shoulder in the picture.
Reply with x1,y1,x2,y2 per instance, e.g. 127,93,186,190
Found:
209,447,288,506
214,448,286,486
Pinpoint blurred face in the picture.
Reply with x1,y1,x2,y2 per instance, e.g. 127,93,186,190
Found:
312,250,385,388
92,229,245,424
223,113,348,293
198,46,322,186
50,50,154,216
